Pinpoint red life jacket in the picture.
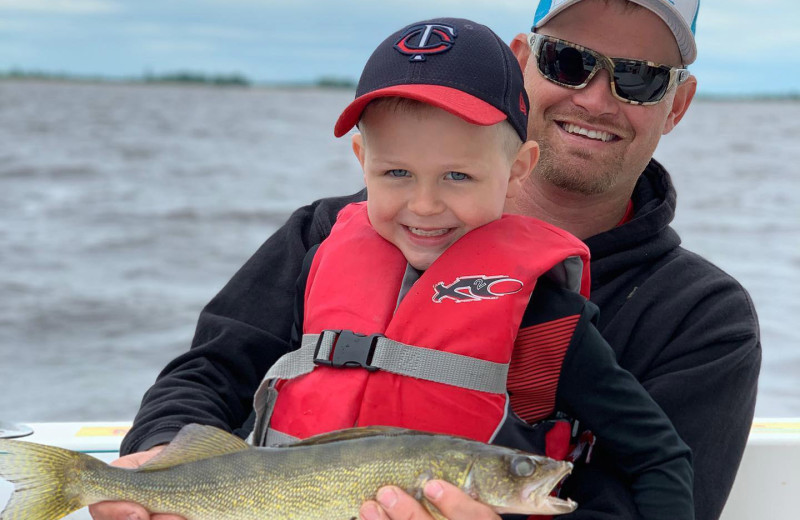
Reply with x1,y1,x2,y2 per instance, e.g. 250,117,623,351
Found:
265,202,590,443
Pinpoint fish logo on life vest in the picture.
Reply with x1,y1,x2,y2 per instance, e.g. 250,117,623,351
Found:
433,275,523,303
394,23,457,62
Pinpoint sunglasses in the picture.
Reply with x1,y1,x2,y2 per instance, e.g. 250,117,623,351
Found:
528,33,690,105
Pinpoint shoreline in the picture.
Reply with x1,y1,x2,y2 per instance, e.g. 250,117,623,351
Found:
1,73,797,100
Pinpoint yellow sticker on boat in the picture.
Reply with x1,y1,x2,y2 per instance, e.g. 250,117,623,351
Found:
75,426,131,437
751,421,800,434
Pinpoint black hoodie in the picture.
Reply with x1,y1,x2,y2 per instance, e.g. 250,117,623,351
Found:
121,159,760,520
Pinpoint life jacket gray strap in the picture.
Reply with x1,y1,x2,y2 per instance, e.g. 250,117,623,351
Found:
249,334,329,446
264,331,508,393
265,428,299,446
250,330,509,446
368,335,509,394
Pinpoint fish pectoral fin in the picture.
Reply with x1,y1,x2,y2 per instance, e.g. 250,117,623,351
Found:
287,426,415,447
411,470,448,520
421,498,448,520
137,424,250,471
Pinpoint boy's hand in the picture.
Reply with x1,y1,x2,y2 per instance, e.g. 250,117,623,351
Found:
359,480,500,520
88,446,186,520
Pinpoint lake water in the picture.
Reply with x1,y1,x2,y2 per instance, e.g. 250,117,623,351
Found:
0,80,797,425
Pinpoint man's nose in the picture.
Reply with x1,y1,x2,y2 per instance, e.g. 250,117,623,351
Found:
570,69,619,115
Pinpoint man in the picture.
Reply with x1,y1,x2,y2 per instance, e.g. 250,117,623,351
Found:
90,1,760,520
357,4,759,520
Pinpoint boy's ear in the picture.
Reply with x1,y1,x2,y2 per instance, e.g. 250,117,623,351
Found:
351,132,367,177
351,133,369,185
507,140,539,199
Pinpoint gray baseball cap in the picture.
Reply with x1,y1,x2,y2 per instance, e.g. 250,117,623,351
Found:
532,0,699,65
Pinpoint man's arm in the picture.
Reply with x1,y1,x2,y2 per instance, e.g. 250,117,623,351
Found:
639,287,759,520
120,191,365,455
568,253,761,520
555,301,694,520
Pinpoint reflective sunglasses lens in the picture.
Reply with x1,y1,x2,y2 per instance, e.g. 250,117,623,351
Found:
612,61,671,103
537,39,595,86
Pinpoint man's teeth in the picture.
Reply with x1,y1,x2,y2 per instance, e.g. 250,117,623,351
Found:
562,123,615,142
409,227,449,237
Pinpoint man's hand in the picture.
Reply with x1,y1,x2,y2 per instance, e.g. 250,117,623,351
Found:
359,480,500,520
88,446,186,520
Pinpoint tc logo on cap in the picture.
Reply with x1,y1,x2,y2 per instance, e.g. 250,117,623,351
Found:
394,23,457,62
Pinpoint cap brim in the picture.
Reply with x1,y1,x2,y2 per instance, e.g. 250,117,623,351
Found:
333,85,507,137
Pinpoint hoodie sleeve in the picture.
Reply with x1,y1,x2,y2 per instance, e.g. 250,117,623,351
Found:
556,301,695,520
120,191,365,455
561,252,761,520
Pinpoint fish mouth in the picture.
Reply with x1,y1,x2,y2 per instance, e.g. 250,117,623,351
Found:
494,460,577,515
514,495,578,515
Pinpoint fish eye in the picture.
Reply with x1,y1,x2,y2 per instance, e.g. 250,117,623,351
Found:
510,455,536,477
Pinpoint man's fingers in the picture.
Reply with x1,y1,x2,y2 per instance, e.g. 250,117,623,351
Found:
110,446,166,468
360,499,391,520
88,501,186,520
88,500,151,520
422,480,500,520
90,447,185,520
359,482,500,520
360,486,431,520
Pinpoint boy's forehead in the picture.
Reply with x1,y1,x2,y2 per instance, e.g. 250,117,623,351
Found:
361,98,477,131
359,100,521,162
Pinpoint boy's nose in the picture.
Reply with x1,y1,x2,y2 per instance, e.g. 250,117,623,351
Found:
408,185,445,216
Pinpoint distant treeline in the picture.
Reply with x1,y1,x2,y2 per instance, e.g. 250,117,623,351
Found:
2,69,795,98
0,69,357,89
695,92,800,102
142,71,250,86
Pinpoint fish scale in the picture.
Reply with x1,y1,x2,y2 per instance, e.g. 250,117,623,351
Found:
0,424,576,520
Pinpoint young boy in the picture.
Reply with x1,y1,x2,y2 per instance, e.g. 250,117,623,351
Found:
251,17,693,520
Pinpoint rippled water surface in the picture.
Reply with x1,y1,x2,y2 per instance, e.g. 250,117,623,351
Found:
0,80,797,423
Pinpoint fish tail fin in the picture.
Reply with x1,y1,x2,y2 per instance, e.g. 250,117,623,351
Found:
0,439,91,520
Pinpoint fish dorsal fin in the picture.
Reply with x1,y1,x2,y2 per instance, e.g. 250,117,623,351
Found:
137,424,250,472
286,426,414,447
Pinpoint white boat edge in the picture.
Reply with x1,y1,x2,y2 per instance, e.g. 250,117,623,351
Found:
1,418,798,520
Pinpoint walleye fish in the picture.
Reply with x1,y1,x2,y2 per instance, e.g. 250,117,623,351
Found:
0,424,577,520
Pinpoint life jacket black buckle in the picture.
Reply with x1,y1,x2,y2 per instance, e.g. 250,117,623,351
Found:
314,329,383,372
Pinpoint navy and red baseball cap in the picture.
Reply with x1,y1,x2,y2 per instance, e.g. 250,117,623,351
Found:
334,17,529,142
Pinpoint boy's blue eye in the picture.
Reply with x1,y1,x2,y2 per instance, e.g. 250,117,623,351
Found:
386,169,410,178
446,171,470,181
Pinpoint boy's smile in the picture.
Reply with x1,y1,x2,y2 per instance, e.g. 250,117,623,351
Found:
353,102,536,271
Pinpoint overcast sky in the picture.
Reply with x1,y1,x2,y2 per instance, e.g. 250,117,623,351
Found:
1,0,797,95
